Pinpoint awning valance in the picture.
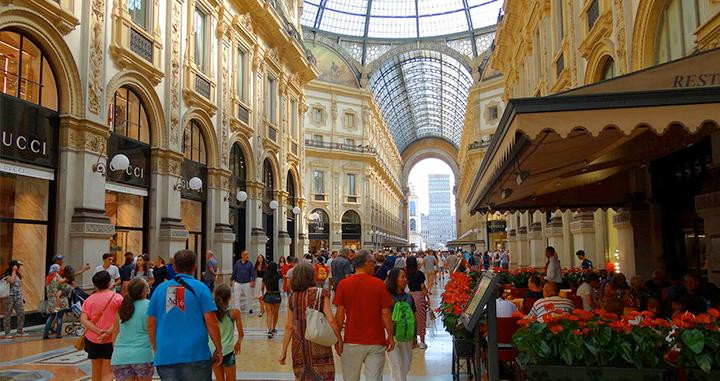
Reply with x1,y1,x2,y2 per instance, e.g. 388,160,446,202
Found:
468,48,720,213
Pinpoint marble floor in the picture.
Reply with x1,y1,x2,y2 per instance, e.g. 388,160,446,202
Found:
0,276,459,381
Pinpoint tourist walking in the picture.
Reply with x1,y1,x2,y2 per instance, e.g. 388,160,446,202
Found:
80,271,124,381
2,260,26,338
261,262,282,338
544,246,563,284
406,257,429,349
500,250,510,270
151,257,169,295
43,265,73,339
280,256,291,295
314,257,329,288
110,278,154,381
119,252,135,294
203,251,218,292
334,250,395,381
279,263,341,381
210,284,243,381
131,254,153,285
231,250,256,314
422,252,437,293
331,247,354,286
385,268,416,381
254,254,267,317
94,253,121,289
148,250,222,380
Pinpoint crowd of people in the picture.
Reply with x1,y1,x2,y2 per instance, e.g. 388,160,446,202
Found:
0,247,451,381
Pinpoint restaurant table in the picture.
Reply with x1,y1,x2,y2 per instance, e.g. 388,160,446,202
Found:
559,289,573,298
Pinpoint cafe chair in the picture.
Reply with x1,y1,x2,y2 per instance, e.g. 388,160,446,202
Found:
521,297,538,315
568,295,584,310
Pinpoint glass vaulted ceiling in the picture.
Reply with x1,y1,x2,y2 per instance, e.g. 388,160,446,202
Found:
368,50,473,153
302,0,503,39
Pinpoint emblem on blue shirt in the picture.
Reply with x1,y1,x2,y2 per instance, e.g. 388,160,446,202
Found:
166,286,186,312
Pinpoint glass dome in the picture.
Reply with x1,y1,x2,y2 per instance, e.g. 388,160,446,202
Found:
301,0,503,40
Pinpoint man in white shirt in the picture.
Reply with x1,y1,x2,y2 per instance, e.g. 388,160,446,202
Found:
544,246,563,284
495,286,518,318
93,253,121,288
576,273,601,311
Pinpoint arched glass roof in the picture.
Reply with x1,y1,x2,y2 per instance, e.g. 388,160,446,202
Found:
368,50,473,153
301,0,503,40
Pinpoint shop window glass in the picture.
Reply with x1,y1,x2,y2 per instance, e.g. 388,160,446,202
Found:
128,0,149,30
0,30,58,111
656,0,700,64
181,198,203,233
110,86,150,144
183,121,207,164
263,159,274,199
347,174,356,196
0,173,50,313
236,49,246,101
290,98,298,139
230,143,246,185
267,76,277,123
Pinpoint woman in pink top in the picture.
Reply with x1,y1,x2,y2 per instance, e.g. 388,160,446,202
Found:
81,270,123,381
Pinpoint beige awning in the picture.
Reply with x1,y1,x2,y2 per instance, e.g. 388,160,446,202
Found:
468,49,720,213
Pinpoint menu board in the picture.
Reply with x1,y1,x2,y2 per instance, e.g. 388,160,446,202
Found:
461,272,498,330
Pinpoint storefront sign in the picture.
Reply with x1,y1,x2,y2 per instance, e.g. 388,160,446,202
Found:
0,159,55,180
672,73,720,88
180,159,207,201
487,220,507,233
106,134,150,188
0,93,58,168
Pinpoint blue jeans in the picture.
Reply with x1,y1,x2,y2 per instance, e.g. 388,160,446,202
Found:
43,310,64,338
156,360,212,381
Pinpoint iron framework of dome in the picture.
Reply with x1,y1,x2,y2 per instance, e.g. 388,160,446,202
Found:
301,0,503,153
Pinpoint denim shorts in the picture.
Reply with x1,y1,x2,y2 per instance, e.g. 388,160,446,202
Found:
221,352,236,367
156,359,212,381
263,292,281,305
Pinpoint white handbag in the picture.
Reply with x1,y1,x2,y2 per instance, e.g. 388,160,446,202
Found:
0,277,9,299
304,287,337,347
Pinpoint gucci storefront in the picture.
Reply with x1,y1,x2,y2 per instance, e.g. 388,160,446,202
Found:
105,86,151,261
0,29,60,310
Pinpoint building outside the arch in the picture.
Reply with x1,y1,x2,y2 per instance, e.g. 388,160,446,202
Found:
0,0,316,320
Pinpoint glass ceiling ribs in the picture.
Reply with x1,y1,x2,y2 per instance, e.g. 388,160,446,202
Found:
302,0,503,41
368,50,473,153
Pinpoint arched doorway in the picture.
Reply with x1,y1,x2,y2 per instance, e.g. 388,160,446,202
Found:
262,158,275,261
341,210,362,249
286,170,297,257
104,85,152,264
229,143,247,263
180,120,208,276
0,29,60,311
308,208,329,253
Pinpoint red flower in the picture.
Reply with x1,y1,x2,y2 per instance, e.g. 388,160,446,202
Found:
549,325,564,334
696,313,711,324
708,308,720,319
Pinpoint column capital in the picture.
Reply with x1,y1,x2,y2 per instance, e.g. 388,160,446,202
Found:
571,211,595,234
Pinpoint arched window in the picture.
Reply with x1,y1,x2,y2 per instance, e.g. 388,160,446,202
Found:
342,210,361,224
229,143,246,190
183,120,207,164
110,86,150,144
410,219,417,231
286,171,296,205
0,30,58,111
599,56,615,81
656,0,700,64
263,158,274,200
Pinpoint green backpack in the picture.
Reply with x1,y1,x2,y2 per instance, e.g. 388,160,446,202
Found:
392,300,416,342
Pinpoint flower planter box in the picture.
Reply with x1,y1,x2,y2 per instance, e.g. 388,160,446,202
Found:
679,369,720,381
453,338,475,357
526,365,667,381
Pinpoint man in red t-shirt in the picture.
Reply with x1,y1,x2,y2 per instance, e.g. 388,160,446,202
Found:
334,249,395,381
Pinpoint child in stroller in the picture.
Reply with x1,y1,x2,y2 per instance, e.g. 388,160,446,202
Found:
64,287,88,336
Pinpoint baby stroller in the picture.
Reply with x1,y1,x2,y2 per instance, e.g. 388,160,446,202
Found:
64,287,88,336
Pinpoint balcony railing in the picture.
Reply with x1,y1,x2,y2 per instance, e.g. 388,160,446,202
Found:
238,104,249,124
268,125,277,142
195,74,211,99
305,139,376,153
346,196,358,203
314,194,326,201
291,141,299,155
587,0,599,31
129,28,153,63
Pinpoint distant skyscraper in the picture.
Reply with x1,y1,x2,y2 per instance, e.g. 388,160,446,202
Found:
425,174,456,248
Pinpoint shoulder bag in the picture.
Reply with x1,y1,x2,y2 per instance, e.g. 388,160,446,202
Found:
304,288,337,347
0,276,10,298
74,292,116,351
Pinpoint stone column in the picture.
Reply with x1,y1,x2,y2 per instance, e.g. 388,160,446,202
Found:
152,150,188,262
571,211,597,268
331,223,342,251
612,209,636,277
57,118,115,288
562,210,574,264
517,212,529,266
546,212,567,265
594,209,608,268
528,212,545,267
207,169,234,281
247,181,267,261
696,191,720,285
277,190,292,259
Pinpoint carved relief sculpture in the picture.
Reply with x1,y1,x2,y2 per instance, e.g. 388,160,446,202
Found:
88,0,106,115
170,0,182,149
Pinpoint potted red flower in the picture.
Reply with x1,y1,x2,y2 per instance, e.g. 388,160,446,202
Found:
671,309,720,380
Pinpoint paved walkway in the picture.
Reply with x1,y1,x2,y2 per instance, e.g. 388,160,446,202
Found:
0,275,454,380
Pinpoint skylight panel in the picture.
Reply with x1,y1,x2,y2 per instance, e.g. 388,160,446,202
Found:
367,16,417,38
469,0,503,29
301,3,319,26
323,0,368,15
319,9,366,36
